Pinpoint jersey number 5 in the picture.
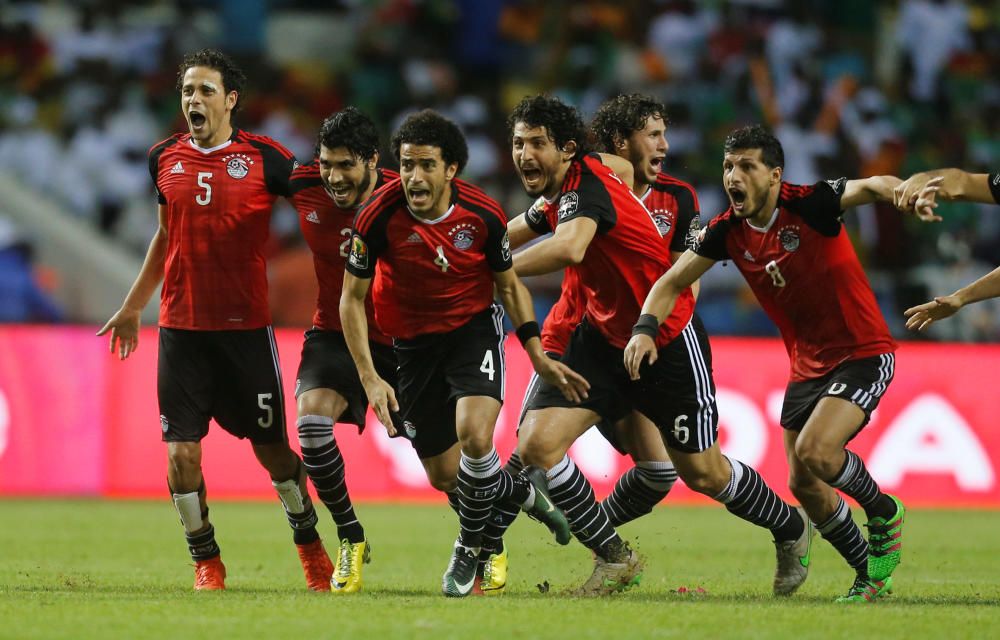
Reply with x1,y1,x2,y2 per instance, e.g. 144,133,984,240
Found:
196,172,213,206
765,260,786,288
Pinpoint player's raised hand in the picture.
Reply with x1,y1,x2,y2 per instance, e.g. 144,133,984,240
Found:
904,295,962,332
911,177,944,222
536,358,590,404
363,376,399,435
624,334,657,381
96,308,141,360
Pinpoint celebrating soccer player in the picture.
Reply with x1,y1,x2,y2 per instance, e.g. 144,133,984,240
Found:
98,49,332,591
286,107,400,593
626,124,929,602
506,95,812,597
476,94,696,596
340,109,587,597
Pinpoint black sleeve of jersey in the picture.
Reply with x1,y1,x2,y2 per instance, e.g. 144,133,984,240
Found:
346,210,388,280
250,139,297,197
148,145,167,205
989,172,1000,204
558,174,616,233
786,179,845,237
671,187,701,252
693,217,731,261
524,203,552,235
483,211,514,272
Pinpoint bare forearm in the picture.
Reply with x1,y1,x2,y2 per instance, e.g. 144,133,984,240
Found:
954,266,1000,308
512,241,577,277
340,298,378,381
641,275,684,324
121,230,166,311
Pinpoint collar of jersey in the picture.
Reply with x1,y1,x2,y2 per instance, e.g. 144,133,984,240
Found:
746,206,780,233
407,203,455,225
187,130,237,155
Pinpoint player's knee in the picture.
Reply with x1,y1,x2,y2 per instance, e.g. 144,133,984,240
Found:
296,390,346,422
427,473,457,493
456,428,493,458
167,444,202,482
794,436,839,477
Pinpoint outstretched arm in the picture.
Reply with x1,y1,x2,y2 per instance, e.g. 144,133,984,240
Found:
895,169,996,219
904,265,1000,332
839,175,902,209
97,204,168,359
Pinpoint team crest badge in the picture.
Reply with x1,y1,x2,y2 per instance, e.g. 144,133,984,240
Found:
500,232,511,261
449,223,477,250
558,191,579,221
778,226,801,252
223,152,253,179
403,420,417,439
652,210,673,236
160,415,170,433
348,235,369,269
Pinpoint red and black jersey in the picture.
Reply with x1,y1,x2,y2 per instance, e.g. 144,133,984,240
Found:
542,266,584,356
525,154,694,350
347,178,512,340
289,162,397,343
989,172,1000,203
148,129,297,330
642,172,701,254
694,179,896,381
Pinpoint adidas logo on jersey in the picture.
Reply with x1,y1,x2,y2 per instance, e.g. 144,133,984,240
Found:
170,161,184,174
306,211,320,224
406,232,422,243
743,250,755,262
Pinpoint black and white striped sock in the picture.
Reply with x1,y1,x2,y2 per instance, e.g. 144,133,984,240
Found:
829,450,895,521
816,495,869,575
481,452,526,555
601,460,678,527
457,448,520,549
714,457,802,542
297,415,364,543
446,490,461,516
548,455,620,555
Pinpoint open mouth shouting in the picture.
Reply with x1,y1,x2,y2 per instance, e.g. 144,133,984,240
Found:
519,164,543,191
649,155,664,174
728,185,748,214
188,109,207,134
407,185,432,208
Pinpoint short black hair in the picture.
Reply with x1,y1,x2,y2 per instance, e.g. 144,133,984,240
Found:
723,125,784,169
175,48,246,114
390,109,468,172
591,93,667,152
317,107,379,161
507,95,590,159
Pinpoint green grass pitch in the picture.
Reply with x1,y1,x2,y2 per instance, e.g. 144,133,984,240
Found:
1,500,998,639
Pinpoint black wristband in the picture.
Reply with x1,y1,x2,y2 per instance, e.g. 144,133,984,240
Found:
515,321,541,346
631,314,659,338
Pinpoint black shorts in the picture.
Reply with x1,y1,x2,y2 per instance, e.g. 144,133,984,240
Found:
295,328,398,432
395,304,506,459
780,353,896,433
526,315,719,453
518,353,626,455
157,326,287,445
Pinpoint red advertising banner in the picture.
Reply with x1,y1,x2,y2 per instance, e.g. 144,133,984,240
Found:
0,326,997,506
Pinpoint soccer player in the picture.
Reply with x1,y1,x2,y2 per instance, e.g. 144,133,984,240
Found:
475,95,696,596
286,107,399,593
509,96,811,597
896,168,1000,330
340,109,586,597
626,124,918,602
97,49,333,591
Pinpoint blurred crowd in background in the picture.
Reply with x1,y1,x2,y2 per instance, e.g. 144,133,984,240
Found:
2,0,999,341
